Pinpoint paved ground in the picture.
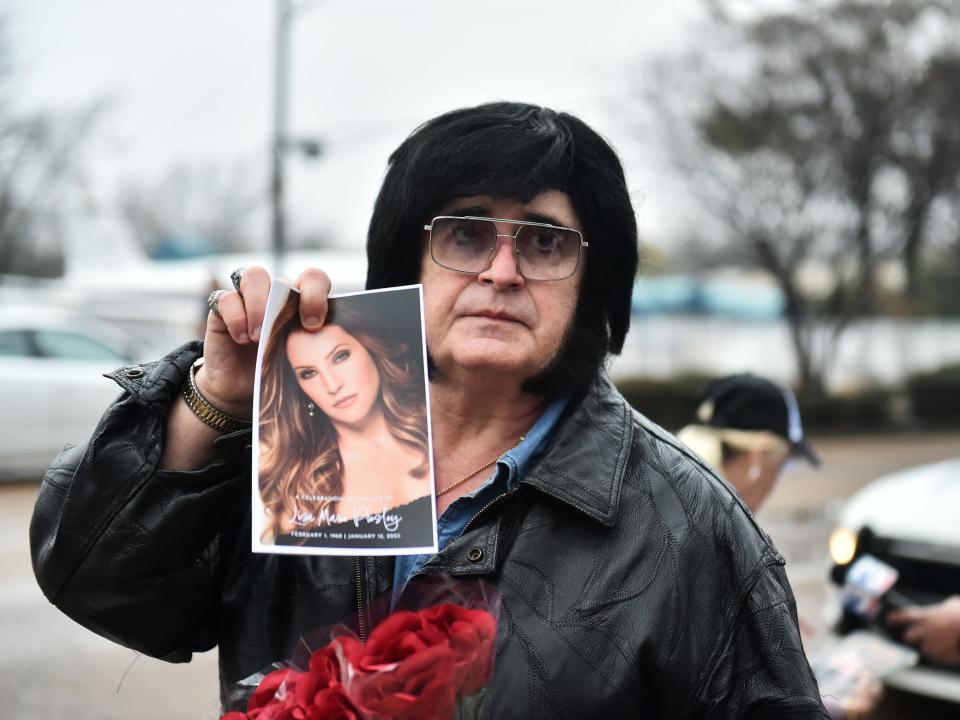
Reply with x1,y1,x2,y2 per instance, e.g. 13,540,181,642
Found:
2,481,220,719
2,430,958,718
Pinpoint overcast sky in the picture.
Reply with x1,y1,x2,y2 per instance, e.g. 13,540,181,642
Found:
4,0,707,261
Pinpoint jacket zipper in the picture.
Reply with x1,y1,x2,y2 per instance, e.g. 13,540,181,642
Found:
353,556,368,643
458,490,515,539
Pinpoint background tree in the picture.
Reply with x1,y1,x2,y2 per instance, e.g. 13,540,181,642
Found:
643,0,960,393
889,48,960,299
118,159,265,257
0,23,102,277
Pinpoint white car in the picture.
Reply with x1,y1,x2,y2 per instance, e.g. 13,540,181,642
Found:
0,307,147,481
828,457,960,703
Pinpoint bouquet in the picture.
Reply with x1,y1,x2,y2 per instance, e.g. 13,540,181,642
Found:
221,579,498,720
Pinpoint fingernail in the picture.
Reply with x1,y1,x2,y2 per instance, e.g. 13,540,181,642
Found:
238,332,249,344
252,326,261,341
303,316,322,329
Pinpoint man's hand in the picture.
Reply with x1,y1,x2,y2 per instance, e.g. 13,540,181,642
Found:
198,266,332,417
159,266,332,471
887,596,960,666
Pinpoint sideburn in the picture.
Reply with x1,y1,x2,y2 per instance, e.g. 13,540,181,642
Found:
520,297,609,396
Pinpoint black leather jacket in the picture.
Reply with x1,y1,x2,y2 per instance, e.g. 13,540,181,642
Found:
31,342,827,718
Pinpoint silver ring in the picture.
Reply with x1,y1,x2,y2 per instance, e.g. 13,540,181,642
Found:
207,289,228,317
230,267,246,294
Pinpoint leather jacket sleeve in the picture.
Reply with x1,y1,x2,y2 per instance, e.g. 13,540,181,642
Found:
694,558,829,718
29,342,251,663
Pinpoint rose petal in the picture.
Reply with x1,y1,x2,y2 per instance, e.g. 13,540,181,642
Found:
249,669,302,711
303,686,360,720
349,643,457,720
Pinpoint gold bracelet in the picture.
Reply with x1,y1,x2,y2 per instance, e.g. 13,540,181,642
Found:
182,357,252,434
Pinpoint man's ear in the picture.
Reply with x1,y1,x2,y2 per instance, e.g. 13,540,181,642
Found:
746,449,764,483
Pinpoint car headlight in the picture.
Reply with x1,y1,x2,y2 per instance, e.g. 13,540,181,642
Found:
829,527,858,566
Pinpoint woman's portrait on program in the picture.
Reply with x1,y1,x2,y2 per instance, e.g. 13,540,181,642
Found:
255,284,435,554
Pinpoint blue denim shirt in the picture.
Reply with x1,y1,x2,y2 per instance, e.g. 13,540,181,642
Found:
390,396,569,609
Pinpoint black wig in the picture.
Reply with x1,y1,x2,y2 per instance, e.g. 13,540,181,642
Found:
365,102,639,394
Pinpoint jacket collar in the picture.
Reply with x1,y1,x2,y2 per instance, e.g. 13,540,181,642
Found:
519,373,633,527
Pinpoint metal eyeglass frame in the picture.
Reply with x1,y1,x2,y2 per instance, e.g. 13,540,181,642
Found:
423,215,589,281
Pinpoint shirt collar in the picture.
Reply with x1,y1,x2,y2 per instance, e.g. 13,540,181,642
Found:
500,395,570,488
457,395,571,500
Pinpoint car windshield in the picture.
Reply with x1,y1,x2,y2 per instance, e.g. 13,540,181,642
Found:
0,330,32,357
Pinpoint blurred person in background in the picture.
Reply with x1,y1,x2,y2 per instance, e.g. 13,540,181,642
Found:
676,374,821,510
678,374,882,720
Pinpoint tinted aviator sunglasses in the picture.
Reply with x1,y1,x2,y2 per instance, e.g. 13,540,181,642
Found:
424,215,588,281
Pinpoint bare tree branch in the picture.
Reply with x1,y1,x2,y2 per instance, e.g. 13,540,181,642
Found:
639,0,960,391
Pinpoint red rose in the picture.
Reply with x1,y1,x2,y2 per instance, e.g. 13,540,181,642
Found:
294,645,343,708
247,704,299,720
309,644,342,682
248,668,302,711
225,598,497,720
300,686,361,720
331,635,364,674
350,642,458,720
355,610,448,672
420,604,496,695
330,603,497,719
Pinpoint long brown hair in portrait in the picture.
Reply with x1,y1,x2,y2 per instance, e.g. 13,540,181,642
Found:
258,294,429,542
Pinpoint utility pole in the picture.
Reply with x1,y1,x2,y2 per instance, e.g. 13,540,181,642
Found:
270,0,292,276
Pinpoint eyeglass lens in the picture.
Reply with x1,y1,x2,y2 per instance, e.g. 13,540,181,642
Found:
430,217,582,280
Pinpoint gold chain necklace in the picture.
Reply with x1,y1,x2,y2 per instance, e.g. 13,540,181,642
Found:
436,437,525,496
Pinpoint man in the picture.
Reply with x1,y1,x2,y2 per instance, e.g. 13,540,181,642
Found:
677,374,822,512
31,102,828,718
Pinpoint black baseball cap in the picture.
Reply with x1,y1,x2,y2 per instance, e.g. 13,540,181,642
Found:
694,374,821,467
